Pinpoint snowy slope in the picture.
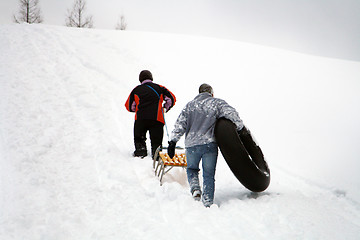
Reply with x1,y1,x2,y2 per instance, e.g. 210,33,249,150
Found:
0,24,360,240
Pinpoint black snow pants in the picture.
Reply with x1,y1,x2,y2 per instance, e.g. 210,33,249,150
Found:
133,119,164,158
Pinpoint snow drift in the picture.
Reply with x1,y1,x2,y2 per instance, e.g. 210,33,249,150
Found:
0,24,360,239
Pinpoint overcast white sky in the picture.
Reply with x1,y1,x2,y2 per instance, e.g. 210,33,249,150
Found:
1,0,359,61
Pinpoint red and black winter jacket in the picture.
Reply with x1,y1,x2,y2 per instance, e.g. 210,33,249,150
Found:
125,81,176,124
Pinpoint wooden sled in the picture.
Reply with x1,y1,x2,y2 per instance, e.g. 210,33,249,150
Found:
153,147,187,185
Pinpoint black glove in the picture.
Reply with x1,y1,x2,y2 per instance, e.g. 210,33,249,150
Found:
237,126,250,138
167,141,176,159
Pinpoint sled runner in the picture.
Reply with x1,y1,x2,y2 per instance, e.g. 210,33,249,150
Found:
153,147,187,185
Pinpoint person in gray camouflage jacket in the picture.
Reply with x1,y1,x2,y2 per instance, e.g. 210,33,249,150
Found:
168,83,244,207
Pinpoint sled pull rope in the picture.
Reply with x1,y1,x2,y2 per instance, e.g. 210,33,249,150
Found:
162,108,169,140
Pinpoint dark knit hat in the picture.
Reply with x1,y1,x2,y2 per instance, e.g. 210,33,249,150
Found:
139,70,153,82
199,83,213,94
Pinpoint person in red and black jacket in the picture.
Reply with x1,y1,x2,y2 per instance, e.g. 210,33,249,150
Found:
125,70,176,158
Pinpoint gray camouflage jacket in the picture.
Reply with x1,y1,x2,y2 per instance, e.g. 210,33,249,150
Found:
170,92,244,148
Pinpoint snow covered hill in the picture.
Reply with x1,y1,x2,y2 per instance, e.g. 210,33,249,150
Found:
0,24,360,239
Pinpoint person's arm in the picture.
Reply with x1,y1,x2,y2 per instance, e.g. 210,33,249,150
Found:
125,89,139,113
168,106,188,158
217,99,244,131
160,85,176,112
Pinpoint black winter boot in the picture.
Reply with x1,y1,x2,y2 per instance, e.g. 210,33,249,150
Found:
133,142,147,158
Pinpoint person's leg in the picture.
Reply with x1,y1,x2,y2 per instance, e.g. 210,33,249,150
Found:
201,143,218,207
185,146,202,198
133,120,148,157
148,120,164,158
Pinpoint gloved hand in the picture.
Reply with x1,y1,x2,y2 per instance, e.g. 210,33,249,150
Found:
167,141,176,159
237,126,250,137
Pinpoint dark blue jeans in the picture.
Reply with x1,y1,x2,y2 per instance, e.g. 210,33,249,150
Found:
186,142,218,206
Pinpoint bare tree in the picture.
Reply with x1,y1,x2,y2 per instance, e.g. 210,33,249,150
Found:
65,0,93,28
115,14,127,30
13,0,43,24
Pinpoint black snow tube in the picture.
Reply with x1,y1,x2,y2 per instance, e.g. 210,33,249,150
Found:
214,118,270,192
